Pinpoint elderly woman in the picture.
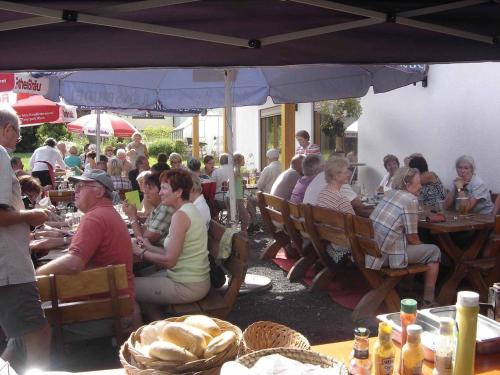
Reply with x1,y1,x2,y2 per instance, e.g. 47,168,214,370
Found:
168,152,184,170
378,154,400,193
115,148,133,175
316,157,355,215
64,145,82,175
290,154,324,203
190,175,211,228
369,167,441,305
201,155,215,178
104,145,115,158
409,155,446,209
132,169,210,305
295,130,320,155
444,155,494,214
124,173,173,246
108,158,132,191
127,131,149,158
187,158,202,177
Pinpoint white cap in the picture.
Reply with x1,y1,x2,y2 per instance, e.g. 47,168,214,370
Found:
406,324,422,335
457,291,479,307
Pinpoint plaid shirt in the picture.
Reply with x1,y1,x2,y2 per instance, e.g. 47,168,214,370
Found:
366,190,418,270
144,204,174,245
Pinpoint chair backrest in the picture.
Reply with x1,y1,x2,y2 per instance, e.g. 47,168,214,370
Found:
349,215,382,266
207,219,249,313
257,192,287,233
36,264,132,326
283,201,307,252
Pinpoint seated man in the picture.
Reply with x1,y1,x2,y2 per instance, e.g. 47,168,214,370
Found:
211,153,232,206
290,154,323,204
257,149,282,193
270,154,303,200
36,169,139,335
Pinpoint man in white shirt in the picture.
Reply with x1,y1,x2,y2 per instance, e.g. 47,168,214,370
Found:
257,149,282,193
270,154,303,200
30,138,67,188
211,153,232,203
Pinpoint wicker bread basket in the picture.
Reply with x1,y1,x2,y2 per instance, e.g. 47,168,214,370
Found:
122,315,242,375
240,321,310,355
236,348,348,374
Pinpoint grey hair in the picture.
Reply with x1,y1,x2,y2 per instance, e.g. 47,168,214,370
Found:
137,170,151,183
391,167,420,190
302,154,324,176
290,154,304,170
108,158,122,177
455,155,475,174
324,157,349,184
169,152,182,163
116,148,126,156
219,153,229,165
0,108,19,129
191,174,203,194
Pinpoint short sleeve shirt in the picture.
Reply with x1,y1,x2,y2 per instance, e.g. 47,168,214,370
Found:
296,143,321,155
144,204,174,245
449,174,494,214
316,187,355,215
366,190,418,270
0,146,34,285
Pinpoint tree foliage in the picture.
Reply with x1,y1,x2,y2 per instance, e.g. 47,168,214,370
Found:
319,99,362,137
35,123,73,147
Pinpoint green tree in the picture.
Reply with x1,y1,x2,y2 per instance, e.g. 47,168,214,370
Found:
16,127,38,152
319,99,362,152
35,123,72,147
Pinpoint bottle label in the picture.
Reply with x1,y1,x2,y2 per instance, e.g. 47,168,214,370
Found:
434,355,452,375
353,349,369,359
402,362,423,375
376,357,394,375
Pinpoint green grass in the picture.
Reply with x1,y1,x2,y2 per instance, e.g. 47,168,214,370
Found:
13,152,32,172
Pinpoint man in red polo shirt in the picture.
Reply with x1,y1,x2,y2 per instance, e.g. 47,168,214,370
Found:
36,169,139,334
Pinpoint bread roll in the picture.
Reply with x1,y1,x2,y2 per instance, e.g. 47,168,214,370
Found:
140,324,159,346
203,331,237,358
184,315,221,337
148,340,198,362
160,322,208,358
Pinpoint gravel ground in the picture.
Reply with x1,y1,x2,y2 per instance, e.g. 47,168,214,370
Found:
47,220,380,372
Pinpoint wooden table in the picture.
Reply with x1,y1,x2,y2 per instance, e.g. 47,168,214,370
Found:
418,213,495,304
75,338,500,375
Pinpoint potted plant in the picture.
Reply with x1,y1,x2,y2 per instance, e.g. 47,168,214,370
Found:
319,99,362,152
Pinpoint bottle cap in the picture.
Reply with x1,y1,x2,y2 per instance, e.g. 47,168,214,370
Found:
401,298,418,313
378,322,392,335
406,324,422,335
439,317,455,335
457,291,479,307
354,327,370,337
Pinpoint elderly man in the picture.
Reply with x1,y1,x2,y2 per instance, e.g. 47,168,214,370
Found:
270,154,304,200
36,170,137,329
290,154,324,203
257,149,282,193
0,109,51,372
211,153,232,203
303,156,373,217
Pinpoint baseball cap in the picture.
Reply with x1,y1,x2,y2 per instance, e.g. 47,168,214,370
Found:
69,169,114,192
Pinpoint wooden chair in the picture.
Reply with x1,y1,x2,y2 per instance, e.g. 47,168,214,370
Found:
348,215,429,321
303,204,351,291
283,202,318,281
257,192,299,260
36,264,133,347
169,219,249,318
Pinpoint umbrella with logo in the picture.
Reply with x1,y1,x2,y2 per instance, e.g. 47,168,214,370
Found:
12,93,77,126
67,113,138,138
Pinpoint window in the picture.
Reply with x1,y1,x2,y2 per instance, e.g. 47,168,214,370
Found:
259,106,281,170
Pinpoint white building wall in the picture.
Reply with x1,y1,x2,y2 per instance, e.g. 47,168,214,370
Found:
358,62,500,195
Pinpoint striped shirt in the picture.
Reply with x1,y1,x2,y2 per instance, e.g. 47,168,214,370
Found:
316,187,355,215
366,190,418,270
296,143,321,155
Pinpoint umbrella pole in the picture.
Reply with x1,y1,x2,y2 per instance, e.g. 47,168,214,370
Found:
224,70,237,229
96,109,101,161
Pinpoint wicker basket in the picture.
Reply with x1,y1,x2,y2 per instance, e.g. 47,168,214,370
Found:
237,348,348,374
240,321,310,355
122,315,242,375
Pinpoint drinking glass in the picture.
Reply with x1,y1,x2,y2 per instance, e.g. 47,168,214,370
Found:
456,197,468,215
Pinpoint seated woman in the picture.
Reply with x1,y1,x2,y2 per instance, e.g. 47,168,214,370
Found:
136,170,154,218
108,158,132,191
409,155,446,209
168,152,184,170
64,145,82,175
124,172,174,246
444,155,494,214
378,154,400,193
132,169,210,305
187,158,202,177
368,167,441,305
201,155,215,179
316,157,355,215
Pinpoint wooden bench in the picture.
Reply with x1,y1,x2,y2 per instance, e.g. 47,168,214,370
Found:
36,264,133,346
348,215,429,322
303,204,351,291
168,219,249,319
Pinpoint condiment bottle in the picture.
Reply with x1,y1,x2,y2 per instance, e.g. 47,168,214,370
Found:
433,317,455,375
348,327,371,374
401,324,424,375
373,322,396,375
454,291,479,375
400,298,417,373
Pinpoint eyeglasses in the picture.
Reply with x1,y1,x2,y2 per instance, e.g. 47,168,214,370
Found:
74,183,102,192
456,166,471,171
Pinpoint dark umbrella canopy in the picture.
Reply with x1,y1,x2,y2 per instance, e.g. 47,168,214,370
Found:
0,0,499,71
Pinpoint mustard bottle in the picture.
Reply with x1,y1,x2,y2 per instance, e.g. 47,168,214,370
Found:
454,291,479,375
401,324,424,375
373,322,396,375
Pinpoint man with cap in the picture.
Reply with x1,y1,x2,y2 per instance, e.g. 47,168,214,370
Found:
36,169,136,326
257,149,282,194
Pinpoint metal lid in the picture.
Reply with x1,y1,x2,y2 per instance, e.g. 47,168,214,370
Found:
401,298,418,313
354,327,370,337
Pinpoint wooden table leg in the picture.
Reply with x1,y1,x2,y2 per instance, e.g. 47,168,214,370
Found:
437,263,468,305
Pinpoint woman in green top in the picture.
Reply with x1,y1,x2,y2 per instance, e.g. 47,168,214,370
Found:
64,145,82,175
133,169,210,308
233,153,255,234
